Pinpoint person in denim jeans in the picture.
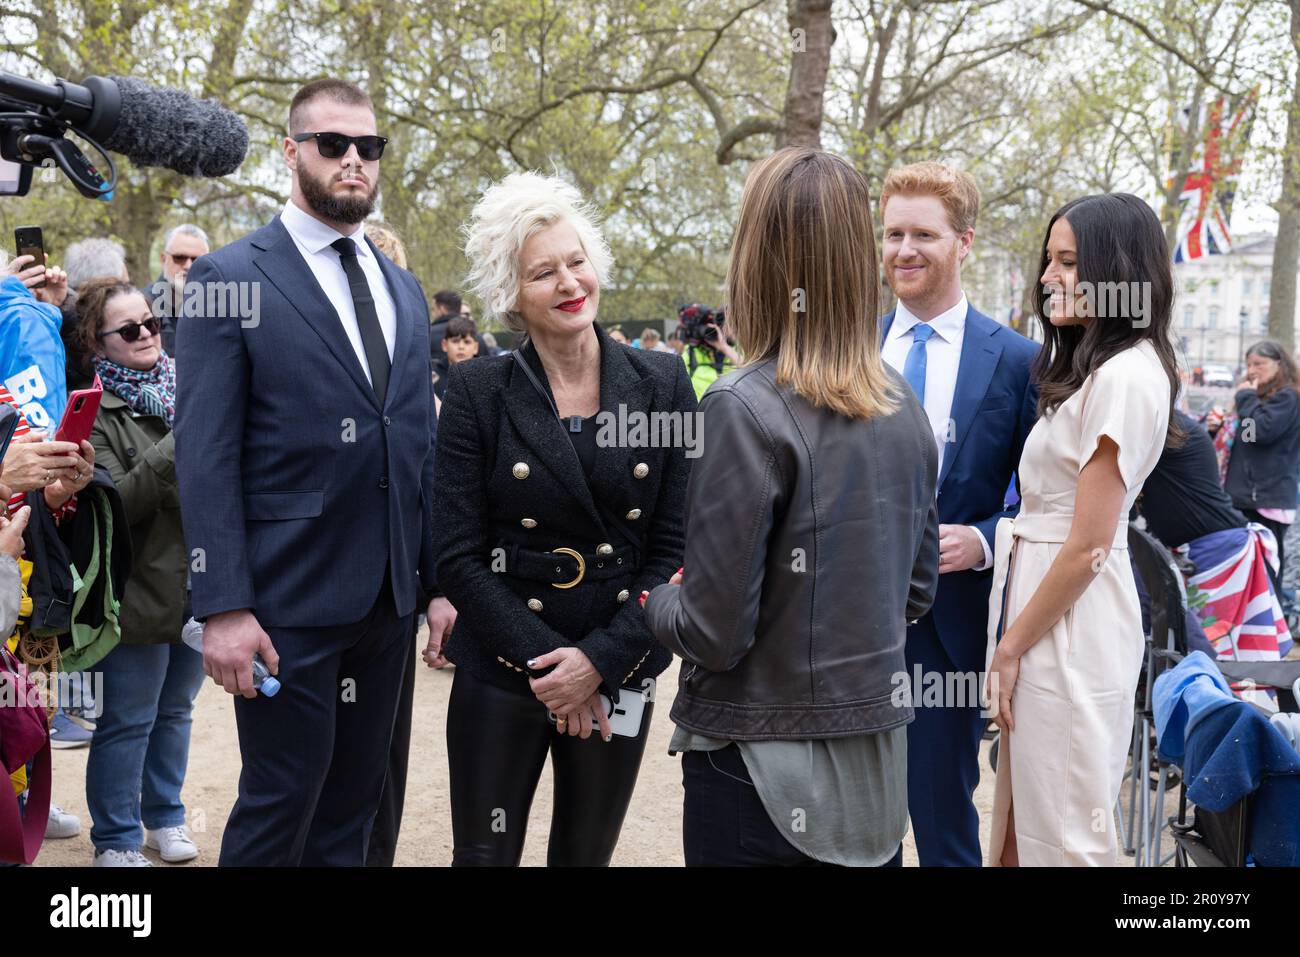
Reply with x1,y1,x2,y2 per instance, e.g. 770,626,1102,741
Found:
75,278,202,867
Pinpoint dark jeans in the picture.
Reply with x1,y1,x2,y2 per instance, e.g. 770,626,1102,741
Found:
218,573,411,867
682,743,904,867
447,666,653,866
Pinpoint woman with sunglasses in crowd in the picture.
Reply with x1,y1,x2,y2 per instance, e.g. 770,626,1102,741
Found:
75,277,202,867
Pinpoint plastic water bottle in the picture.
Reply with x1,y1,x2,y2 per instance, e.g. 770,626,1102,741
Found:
181,617,281,697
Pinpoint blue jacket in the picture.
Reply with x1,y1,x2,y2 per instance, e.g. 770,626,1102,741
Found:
1184,699,1300,866
1153,650,1236,762
882,305,1038,674
0,276,68,430
174,216,438,627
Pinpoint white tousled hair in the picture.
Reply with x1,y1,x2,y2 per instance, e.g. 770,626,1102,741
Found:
462,171,613,332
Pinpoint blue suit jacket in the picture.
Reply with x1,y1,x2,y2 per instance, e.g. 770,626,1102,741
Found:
175,216,438,627
883,305,1038,674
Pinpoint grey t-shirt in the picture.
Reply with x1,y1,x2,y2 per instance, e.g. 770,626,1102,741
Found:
670,724,908,867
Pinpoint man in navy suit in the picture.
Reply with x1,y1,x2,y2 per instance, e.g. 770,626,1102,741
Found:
879,162,1038,866
175,78,457,866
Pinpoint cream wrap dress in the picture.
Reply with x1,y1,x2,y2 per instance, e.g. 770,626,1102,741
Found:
986,340,1170,866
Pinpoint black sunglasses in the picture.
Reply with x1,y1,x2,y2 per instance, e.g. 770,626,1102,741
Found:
98,317,160,343
292,131,388,161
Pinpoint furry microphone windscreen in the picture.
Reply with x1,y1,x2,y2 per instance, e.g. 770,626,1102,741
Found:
100,76,249,177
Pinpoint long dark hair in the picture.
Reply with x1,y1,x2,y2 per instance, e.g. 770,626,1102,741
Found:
1244,339,1298,402
1031,193,1181,446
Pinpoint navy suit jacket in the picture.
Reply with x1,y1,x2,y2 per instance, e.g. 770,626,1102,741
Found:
883,304,1038,674
175,216,438,628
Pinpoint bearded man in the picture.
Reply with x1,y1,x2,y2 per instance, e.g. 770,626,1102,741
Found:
174,78,456,866
877,162,1039,867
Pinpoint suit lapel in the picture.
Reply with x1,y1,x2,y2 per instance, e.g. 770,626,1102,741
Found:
939,306,1002,490
589,327,655,511
252,217,380,412
366,236,413,410
503,329,607,533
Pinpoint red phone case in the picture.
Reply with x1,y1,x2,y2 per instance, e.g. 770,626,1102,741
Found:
55,375,103,446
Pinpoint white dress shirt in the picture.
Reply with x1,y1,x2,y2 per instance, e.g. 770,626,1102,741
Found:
280,199,397,385
882,293,992,571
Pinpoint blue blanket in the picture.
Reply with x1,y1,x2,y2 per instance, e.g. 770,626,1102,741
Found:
1184,700,1300,866
1153,650,1236,762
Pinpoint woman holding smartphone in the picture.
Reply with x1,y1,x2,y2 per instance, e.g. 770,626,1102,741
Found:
74,278,202,867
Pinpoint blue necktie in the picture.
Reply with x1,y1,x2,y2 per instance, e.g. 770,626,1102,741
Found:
903,322,935,404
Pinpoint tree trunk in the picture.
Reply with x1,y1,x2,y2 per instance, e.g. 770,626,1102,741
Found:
777,0,835,150
1268,0,1300,349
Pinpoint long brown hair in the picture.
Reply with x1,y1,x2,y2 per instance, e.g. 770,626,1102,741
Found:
1245,339,1298,402
726,147,898,420
1031,194,1182,446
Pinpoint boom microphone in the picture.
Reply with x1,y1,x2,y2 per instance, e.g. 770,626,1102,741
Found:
102,76,248,178
0,71,248,179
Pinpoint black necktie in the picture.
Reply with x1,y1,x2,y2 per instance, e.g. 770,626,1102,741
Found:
330,237,390,403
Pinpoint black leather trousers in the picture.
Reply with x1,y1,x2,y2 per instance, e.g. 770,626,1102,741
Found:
447,666,653,866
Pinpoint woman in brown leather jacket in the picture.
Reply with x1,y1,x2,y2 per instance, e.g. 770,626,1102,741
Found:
645,148,940,867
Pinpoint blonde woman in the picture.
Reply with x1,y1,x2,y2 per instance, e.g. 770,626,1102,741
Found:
645,148,939,866
432,171,695,866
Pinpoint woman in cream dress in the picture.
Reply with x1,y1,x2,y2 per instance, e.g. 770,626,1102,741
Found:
985,194,1180,866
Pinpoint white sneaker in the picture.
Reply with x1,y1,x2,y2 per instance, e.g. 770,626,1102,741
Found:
144,825,199,863
45,804,80,839
93,849,153,867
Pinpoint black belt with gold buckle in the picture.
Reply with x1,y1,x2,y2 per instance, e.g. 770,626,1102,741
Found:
500,543,639,588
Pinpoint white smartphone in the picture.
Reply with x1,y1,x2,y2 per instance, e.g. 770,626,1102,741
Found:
549,687,647,737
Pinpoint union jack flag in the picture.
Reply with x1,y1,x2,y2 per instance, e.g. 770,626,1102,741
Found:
1172,89,1257,263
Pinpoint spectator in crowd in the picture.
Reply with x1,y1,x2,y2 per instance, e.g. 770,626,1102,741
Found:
678,305,741,400
70,278,202,867
985,193,1178,866
1,253,71,432
638,327,669,352
433,315,479,401
605,325,629,346
435,169,694,866
62,238,131,391
0,258,98,832
430,289,462,370
64,238,129,291
1209,339,1300,594
148,225,210,355
430,289,488,375
645,147,938,867
1137,409,1291,668
363,220,407,268
480,331,507,356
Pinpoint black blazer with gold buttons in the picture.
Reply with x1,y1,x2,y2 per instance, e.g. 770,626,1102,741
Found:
432,322,696,693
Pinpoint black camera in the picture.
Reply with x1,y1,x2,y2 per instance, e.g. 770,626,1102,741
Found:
678,303,725,347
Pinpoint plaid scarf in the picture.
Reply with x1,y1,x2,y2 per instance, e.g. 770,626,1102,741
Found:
92,353,176,427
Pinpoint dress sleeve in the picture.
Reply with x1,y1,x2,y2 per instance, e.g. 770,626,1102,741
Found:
1078,352,1169,490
